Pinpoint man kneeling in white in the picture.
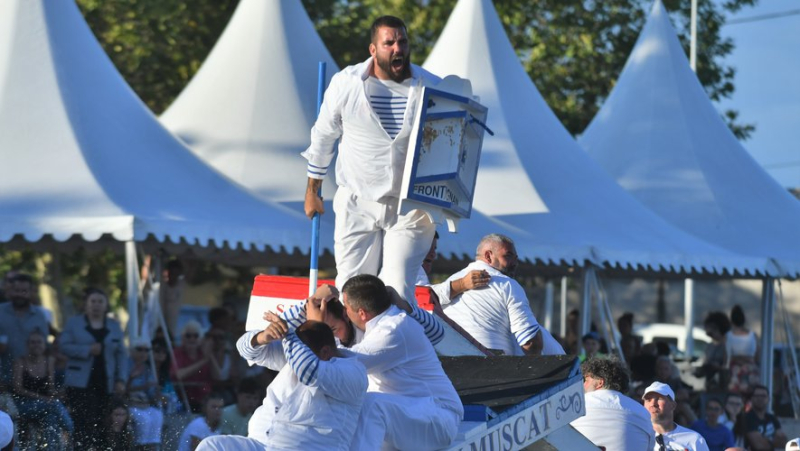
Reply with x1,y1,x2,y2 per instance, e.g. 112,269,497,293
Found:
643,381,709,451
198,320,368,450
571,357,655,450
432,234,563,355
342,274,463,451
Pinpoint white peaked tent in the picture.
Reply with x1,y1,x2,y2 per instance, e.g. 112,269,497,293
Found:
0,0,323,334
580,0,800,278
423,0,765,275
159,0,536,264
161,0,339,207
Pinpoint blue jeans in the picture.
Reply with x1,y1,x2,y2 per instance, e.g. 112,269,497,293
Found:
17,397,74,448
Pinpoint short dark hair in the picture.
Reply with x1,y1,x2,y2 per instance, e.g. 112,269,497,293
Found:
342,274,390,315
10,273,34,286
703,311,732,334
617,312,634,329
296,320,336,355
203,391,225,407
83,287,107,300
325,298,347,321
750,384,769,397
236,377,261,396
581,357,630,393
370,15,407,43
730,305,746,327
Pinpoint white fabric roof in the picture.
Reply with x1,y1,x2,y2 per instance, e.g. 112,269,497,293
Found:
580,0,800,277
161,0,339,205
0,0,318,253
423,0,766,275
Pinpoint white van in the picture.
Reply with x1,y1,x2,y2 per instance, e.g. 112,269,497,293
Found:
634,323,710,361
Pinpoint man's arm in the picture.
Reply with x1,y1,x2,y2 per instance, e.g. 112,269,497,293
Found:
448,270,490,300
300,73,344,218
745,430,773,451
505,282,544,355
235,324,288,372
304,178,324,219
388,286,444,345
430,270,490,304
520,332,544,355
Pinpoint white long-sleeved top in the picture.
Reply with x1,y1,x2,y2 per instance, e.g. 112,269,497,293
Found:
301,57,441,202
432,261,564,356
341,305,463,417
235,331,367,450
277,299,445,347
570,389,656,451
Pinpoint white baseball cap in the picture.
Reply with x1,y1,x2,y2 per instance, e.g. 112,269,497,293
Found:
0,410,13,449
786,437,800,450
642,381,675,401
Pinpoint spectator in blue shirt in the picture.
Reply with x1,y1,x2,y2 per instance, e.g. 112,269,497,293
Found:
691,398,735,451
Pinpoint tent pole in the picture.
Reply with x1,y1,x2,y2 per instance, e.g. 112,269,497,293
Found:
760,277,775,403
544,280,554,332
690,0,698,72
125,240,139,341
560,276,568,338
684,278,695,361
580,267,594,354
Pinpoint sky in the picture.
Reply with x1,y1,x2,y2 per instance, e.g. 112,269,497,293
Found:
716,0,800,188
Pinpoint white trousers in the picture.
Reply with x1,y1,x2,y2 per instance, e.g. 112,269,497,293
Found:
196,435,267,451
333,186,435,305
350,392,460,451
128,405,163,445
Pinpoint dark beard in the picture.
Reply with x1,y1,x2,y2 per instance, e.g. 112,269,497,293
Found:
376,53,411,83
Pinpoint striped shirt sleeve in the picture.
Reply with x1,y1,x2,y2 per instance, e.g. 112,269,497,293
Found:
278,301,307,332
407,303,445,345
514,325,540,348
306,163,329,180
282,332,320,387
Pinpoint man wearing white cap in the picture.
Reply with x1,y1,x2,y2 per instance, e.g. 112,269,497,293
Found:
643,381,709,451
571,358,655,450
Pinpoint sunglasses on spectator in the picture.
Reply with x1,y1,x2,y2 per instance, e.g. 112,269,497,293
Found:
135,347,150,352
184,333,199,339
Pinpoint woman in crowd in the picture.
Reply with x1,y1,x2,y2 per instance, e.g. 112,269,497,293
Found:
697,311,731,392
60,288,128,447
171,321,218,412
726,305,760,394
12,331,73,449
126,337,164,450
103,398,134,450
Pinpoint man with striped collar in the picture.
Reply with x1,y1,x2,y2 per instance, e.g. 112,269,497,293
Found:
302,15,441,309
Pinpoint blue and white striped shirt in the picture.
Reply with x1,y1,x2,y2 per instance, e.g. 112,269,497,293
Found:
365,76,411,140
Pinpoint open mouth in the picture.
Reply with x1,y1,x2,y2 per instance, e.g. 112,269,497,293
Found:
391,55,404,70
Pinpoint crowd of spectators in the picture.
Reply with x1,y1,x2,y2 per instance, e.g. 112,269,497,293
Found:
0,265,793,450
567,306,789,451
0,271,271,450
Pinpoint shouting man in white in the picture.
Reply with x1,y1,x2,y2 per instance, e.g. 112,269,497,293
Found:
302,15,440,306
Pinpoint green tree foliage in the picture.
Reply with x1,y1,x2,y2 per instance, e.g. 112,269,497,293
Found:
304,0,755,139
77,0,755,137
76,0,238,114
